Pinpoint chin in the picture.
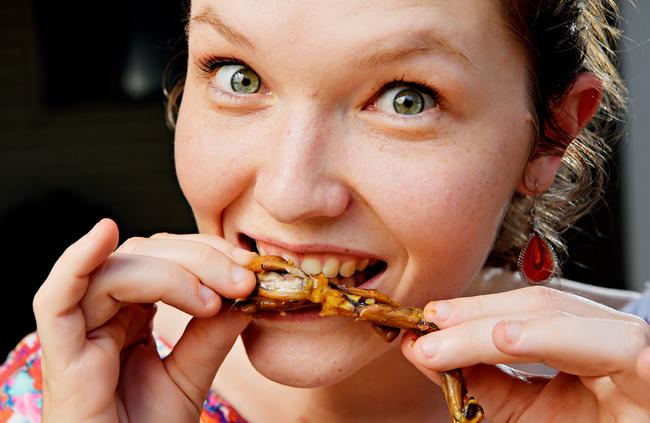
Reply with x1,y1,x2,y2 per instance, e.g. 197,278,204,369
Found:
240,316,393,388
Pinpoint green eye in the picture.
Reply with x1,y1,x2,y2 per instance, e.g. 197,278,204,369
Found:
375,85,436,116
215,64,260,94
230,67,260,93
393,89,424,115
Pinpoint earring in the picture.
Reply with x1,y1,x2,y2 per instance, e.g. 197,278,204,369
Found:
517,194,557,285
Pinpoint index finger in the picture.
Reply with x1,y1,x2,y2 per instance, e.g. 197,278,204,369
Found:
33,218,119,365
149,233,257,265
424,285,636,329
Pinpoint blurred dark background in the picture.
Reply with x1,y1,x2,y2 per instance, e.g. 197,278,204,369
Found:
0,1,194,356
0,1,638,358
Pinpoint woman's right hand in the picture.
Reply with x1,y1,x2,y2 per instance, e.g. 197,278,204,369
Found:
32,218,257,422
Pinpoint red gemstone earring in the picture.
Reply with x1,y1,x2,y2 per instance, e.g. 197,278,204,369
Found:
517,195,557,285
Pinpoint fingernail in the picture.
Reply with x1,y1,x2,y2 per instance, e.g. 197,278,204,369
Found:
199,285,216,304
231,265,252,286
432,302,451,322
419,338,438,359
505,321,523,343
231,249,258,265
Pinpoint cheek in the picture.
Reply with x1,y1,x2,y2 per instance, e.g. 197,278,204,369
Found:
359,129,528,300
174,100,255,232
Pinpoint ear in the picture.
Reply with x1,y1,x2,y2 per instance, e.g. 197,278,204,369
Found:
517,72,602,195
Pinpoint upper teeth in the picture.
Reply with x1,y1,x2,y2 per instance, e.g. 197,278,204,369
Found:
301,257,322,275
339,260,356,277
256,241,375,278
322,257,339,278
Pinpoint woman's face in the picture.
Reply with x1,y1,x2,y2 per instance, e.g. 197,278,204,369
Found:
176,0,532,387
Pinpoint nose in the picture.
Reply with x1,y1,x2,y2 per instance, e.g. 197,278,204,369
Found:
253,109,351,224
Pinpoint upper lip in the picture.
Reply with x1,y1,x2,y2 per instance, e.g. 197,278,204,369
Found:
242,232,382,260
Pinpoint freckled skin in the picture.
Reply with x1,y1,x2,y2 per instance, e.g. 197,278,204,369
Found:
174,0,532,399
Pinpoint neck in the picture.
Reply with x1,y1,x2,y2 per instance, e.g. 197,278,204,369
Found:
309,344,449,421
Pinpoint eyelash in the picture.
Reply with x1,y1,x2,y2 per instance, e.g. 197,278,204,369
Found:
194,55,444,108
196,55,242,76
368,77,443,111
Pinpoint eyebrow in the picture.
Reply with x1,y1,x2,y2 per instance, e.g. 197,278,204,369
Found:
353,30,476,71
188,8,474,71
189,7,255,51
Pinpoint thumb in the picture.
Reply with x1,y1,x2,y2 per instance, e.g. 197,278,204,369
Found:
162,307,252,408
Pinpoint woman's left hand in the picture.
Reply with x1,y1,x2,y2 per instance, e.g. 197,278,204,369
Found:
401,285,650,422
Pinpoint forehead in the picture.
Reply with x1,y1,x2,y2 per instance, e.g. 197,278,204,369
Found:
188,0,512,69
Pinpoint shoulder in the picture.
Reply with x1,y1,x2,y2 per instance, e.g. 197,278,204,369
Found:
201,390,248,423
0,332,43,422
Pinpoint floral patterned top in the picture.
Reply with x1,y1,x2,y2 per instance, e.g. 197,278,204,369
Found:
0,332,247,423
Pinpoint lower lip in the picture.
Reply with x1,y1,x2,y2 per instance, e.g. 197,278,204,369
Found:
255,269,387,322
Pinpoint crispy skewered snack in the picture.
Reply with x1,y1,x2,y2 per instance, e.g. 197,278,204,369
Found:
234,255,484,423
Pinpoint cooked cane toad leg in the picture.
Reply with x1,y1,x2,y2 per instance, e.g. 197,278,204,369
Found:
371,324,401,342
441,370,484,423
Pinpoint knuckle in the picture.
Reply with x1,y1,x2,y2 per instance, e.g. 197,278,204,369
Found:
32,277,58,317
454,324,486,364
468,323,482,352
150,232,171,239
166,262,198,294
119,237,146,254
473,296,487,317
165,261,184,284
225,242,237,255
624,313,648,327
545,308,566,319
55,243,80,270
32,290,45,315
196,244,219,268
620,322,650,362
529,285,559,308
60,242,76,258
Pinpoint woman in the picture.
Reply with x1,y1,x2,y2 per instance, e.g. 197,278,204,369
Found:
2,0,649,421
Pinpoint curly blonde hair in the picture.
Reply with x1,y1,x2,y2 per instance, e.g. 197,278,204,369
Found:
489,0,627,270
